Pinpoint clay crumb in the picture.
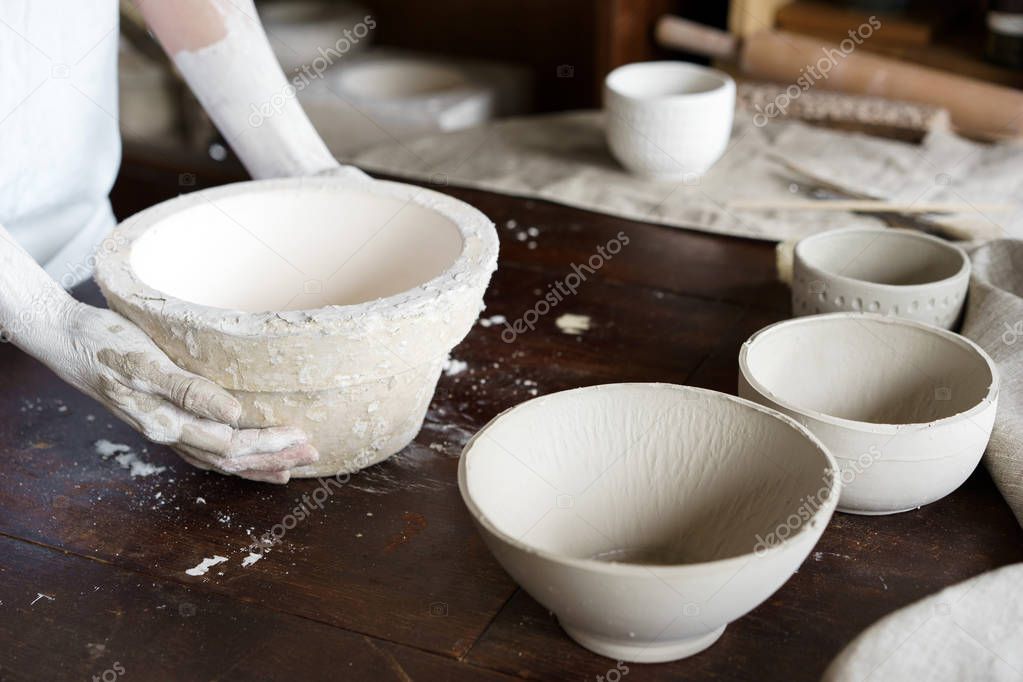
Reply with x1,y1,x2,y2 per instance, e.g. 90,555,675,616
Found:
30,593,54,606
555,313,591,336
94,439,130,457
478,315,506,328
241,552,263,568
185,555,228,576
95,440,166,477
443,358,468,376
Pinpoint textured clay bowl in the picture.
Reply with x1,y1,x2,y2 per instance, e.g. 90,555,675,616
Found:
459,383,839,663
739,314,998,515
604,61,736,179
792,228,970,329
96,176,498,476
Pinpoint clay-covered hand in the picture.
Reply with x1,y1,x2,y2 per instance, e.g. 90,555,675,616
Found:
43,301,319,483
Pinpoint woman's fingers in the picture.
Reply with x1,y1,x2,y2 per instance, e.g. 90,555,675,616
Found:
101,380,317,481
176,448,214,471
233,468,291,484
176,419,311,460
214,444,318,473
178,443,317,474
220,426,309,457
148,364,242,425
98,347,242,425
175,445,294,484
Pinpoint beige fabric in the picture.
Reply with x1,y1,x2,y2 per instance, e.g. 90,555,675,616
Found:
350,109,1023,243
962,240,1023,528
823,563,1023,681
354,110,886,242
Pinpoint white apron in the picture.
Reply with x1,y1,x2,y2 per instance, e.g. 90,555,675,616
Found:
0,0,120,288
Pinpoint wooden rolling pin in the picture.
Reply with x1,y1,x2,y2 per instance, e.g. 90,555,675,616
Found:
655,15,1023,140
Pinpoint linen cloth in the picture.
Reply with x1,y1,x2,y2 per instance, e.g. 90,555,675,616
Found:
350,109,1023,242
823,563,1023,681
962,240,1023,528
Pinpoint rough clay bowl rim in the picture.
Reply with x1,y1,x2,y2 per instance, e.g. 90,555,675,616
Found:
95,176,499,339
739,313,1000,438
458,382,841,577
794,227,971,293
604,61,736,105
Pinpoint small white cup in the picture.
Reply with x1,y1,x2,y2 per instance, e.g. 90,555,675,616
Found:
604,61,735,180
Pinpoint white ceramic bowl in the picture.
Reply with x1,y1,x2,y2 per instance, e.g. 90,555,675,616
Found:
604,61,735,179
96,176,498,476
792,228,970,329
459,383,839,663
738,314,999,515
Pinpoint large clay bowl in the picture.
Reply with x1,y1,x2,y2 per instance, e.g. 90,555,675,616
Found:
96,176,498,476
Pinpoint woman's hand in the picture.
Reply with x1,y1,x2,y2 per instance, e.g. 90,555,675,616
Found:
45,300,318,483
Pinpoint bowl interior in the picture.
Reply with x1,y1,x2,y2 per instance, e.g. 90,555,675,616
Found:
129,185,463,312
798,230,965,285
745,317,993,425
338,61,467,99
606,62,729,99
464,385,832,566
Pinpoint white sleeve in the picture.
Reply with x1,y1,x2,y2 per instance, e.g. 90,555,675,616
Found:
169,1,339,179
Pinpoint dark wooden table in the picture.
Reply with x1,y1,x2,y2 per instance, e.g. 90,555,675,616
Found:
1,159,1021,681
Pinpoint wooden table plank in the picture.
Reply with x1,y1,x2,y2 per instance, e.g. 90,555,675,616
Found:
0,536,517,682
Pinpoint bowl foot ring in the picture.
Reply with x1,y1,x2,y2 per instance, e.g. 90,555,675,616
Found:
560,623,726,663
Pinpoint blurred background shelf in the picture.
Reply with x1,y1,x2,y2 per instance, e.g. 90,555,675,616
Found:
117,0,1022,171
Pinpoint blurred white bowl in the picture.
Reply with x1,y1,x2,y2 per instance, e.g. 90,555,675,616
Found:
604,61,735,179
